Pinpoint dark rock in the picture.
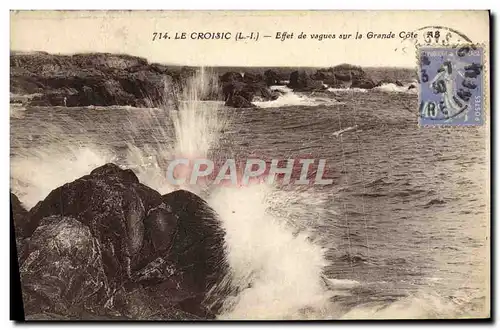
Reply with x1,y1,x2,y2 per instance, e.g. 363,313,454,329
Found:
20,216,108,317
288,71,300,88
109,286,205,320
11,192,28,236
90,163,139,184
222,79,273,108
11,192,29,261
310,64,368,88
312,69,335,85
124,189,229,316
264,69,281,86
17,164,229,319
334,72,352,82
331,64,367,80
288,71,325,92
161,190,228,298
220,71,243,83
10,52,175,107
222,81,253,103
253,83,278,100
25,163,165,287
351,77,376,89
226,95,255,108
142,205,177,256
242,73,261,84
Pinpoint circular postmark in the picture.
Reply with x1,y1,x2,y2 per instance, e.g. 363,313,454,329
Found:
413,25,474,47
397,25,475,58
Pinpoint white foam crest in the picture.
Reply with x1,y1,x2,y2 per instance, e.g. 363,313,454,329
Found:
341,290,486,319
373,83,418,94
207,184,334,320
325,278,360,289
332,125,359,138
123,143,175,195
11,145,115,209
269,85,292,93
10,104,27,119
254,86,341,108
327,87,368,93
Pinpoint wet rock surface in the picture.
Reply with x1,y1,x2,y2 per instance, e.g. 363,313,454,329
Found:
14,163,229,320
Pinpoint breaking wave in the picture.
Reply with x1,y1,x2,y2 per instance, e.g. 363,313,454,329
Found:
327,87,368,93
254,85,343,108
373,83,418,94
11,145,115,209
327,83,418,95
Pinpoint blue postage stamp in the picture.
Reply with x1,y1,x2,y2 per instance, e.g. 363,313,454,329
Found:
418,45,484,126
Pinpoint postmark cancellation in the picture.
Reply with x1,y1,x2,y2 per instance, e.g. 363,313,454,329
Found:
418,44,485,126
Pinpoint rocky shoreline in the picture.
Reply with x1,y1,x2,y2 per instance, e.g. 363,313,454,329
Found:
10,52,414,109
11,164,230,320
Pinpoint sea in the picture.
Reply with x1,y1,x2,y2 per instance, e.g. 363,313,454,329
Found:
10,71,490,320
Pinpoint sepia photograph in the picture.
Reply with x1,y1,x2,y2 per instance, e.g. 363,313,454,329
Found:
9,10,490,321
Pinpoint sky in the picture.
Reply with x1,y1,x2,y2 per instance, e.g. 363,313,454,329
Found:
10,10,490,68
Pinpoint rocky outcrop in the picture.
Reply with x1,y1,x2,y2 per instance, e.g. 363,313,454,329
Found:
312,69,338,87
288,71,326,92
305,64,383,90
10,52,414,108
225,94,256,108
287,65,380,91
350,77,376,89
242,72,263,84
263,69,282,86
10,52,178,107
221,72,278,108
220,71,243,84
17,163,229,320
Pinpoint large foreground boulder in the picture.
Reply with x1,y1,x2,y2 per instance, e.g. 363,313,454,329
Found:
17,163,229,319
